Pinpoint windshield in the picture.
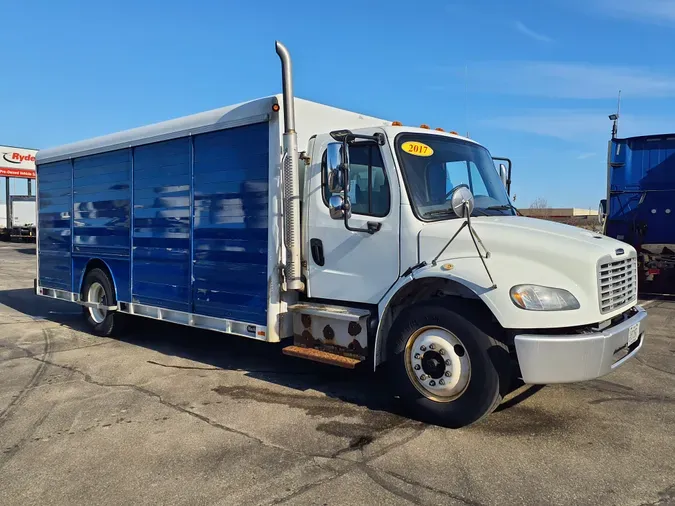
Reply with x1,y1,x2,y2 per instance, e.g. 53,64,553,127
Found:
395,133,514,220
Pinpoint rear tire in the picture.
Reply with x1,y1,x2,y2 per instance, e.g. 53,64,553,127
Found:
81,268,126,337
386,303,511,428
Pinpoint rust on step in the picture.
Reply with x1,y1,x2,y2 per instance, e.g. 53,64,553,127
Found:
282,345,361,369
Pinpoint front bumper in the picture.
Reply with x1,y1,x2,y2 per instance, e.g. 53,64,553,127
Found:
514,306,647,384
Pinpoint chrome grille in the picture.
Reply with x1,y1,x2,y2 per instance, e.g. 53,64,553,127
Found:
598,257,637,314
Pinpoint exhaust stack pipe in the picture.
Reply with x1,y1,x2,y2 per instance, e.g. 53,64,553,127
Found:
275,41,304,292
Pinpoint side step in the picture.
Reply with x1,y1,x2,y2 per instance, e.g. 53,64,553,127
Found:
288,302,370,322
282,345,362,369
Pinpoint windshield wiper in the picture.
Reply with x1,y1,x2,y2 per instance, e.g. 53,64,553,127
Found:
422,209,454,218
423,208,489,218
485,204,516,214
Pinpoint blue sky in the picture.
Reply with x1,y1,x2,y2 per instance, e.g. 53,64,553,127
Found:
2,0,675,208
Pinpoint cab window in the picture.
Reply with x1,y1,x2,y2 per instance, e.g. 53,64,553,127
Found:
322,143,390,217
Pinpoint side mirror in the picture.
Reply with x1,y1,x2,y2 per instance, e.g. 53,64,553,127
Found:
598,199,607,225
326,142,346,193
451,185,475,218
498,163,508,188
329,194,351,220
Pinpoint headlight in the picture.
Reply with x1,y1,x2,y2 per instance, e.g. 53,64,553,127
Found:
510,285,580,311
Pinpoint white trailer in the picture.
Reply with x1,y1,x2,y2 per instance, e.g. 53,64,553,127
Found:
35,42,647,428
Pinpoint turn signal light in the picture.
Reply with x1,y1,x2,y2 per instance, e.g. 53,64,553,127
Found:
420,124,430,129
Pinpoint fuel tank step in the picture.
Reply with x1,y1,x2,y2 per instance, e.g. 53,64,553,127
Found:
282,345,362,369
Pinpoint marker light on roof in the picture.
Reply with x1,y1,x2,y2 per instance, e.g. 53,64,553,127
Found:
392,121,403,126
435,127,445,131
450,131,459,135
420,124,430,129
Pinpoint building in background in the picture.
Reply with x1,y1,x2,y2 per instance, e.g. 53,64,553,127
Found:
0,145,37,240
518,207,600,231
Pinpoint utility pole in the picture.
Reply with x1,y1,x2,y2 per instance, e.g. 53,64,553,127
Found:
610,90,621,139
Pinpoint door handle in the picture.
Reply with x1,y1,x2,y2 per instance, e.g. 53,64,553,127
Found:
310,238,325,266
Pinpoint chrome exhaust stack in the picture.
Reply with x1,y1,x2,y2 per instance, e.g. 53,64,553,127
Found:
275,41,304,292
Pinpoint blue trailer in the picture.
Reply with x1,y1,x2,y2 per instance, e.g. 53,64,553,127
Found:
601,133,675,294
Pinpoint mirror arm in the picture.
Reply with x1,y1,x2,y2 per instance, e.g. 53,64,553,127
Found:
431,204,496,290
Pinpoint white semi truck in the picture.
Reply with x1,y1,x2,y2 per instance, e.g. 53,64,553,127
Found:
35,42,647,427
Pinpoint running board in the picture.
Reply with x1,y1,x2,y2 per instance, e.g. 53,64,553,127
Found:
282,345,362,369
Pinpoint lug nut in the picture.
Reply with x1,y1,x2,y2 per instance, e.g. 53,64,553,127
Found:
439,349,446,356
429,380,436,386
420,374,427,381
414,364,420,370
445,371,451,377
429,344,435,350
414,353,421,359
439,379,445,385
445,359,451,366
420,345,427,351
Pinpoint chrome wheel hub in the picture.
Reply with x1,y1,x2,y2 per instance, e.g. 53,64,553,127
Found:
405,326,471,402
87,282,107,324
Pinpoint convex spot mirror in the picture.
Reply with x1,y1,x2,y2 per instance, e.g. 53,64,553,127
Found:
329,194,351,220
451,185,475,218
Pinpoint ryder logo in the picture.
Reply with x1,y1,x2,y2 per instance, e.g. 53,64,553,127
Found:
2,152,36,164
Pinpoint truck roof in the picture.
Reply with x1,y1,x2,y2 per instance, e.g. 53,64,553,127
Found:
614,133,675,142
36,96,480,165
36,96,392,165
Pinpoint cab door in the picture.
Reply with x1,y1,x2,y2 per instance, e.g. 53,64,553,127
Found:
305,130,400,304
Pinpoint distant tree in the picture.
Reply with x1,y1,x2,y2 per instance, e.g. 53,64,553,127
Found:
530,197,548,209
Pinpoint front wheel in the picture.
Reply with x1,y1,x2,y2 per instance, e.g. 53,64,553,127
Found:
386,303,511,428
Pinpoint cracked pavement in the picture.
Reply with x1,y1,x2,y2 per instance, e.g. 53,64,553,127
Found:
0,242,673,506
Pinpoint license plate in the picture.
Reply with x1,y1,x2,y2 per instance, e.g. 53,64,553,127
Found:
627,323,640,346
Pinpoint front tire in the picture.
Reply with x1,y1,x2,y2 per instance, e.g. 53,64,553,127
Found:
81,268,126,337
386,303,510,428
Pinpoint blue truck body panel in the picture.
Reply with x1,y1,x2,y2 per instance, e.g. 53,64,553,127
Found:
605,134,675,293
37,121,270,326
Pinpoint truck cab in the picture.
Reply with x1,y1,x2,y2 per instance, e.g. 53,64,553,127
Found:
290,122,646,427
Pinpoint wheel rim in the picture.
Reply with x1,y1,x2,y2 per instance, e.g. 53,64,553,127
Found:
87,282,107,324
404,325,471,403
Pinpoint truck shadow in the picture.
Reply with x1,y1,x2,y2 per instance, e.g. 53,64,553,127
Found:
0,287,538,421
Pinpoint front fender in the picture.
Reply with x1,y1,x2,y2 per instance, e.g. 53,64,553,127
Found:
373,261,488,369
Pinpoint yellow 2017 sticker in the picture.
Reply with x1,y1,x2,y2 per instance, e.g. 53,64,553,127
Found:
402,141,434,157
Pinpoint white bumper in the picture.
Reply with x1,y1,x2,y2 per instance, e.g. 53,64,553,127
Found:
514,306,647,384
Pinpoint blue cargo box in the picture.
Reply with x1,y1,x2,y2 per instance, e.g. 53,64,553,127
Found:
36,98,279,338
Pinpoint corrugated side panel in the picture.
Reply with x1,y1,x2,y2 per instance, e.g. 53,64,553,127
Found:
192,122,269,325
608,137,675,245
133,138,191,311
73,149,131,257
38,160,73,290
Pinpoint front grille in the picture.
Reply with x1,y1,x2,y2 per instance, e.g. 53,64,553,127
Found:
598,257,637,314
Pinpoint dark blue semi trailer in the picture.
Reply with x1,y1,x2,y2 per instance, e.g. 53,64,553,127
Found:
601,134,675,294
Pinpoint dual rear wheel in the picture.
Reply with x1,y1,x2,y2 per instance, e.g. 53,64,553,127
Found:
81,268,126,337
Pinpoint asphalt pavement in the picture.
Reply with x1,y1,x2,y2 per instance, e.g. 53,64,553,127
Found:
0,242,673,506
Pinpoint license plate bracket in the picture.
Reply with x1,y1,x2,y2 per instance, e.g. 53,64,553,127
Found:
627,322,640,346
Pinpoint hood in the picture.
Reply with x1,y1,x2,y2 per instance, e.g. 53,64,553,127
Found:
417,216,636,326
418,216,629,263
